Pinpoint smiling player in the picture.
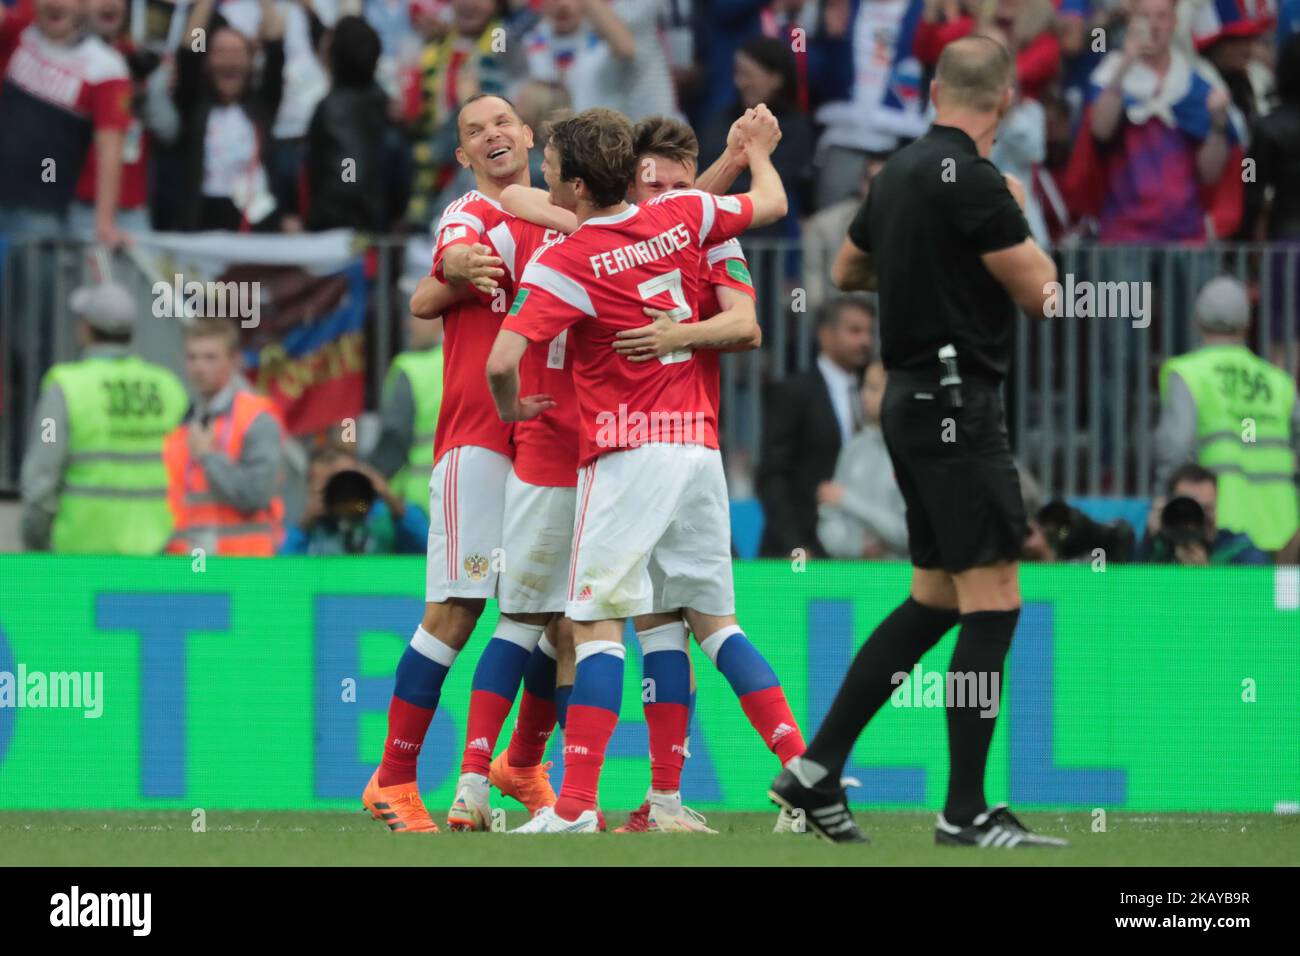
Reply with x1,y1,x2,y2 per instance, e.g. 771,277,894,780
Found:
485,106,788,833
362,93,538,834
500,112,809,833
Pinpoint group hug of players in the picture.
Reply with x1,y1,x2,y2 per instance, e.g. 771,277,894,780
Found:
360,93,811,833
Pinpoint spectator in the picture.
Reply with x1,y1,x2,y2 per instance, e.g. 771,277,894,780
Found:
989,84,1049,244
1153,275,1300,557
1246,33,1300,365
1247,32,1300,242
698,35,813,239
304,15,409,231
914,0,1061,101
1192,0,1272,135
516,0,678,121
0,0,131,245
366,312,444,517
20,283,188,554
70,0,174,237
756,295,875,558
816,359,908,559
1062,0,1244,242
801,152,886,315
405,0,516,229
694,0,806,128
370,0,440,106
164,318,287,556
172,0,286,232
220,0,333,230
1139,463,1270,566
281,446,428,554
809,0,927,210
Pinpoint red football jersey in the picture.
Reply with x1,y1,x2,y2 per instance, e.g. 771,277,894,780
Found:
429,190,517,463
502,189,754,466
695,237,756,426
503,220,580,488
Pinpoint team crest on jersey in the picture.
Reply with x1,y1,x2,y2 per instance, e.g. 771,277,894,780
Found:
463,553,490,581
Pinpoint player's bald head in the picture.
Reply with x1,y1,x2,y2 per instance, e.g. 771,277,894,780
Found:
933,36,1015,113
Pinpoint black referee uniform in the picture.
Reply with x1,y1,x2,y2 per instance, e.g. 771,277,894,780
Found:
848,123,1029,571
771,119,1067,849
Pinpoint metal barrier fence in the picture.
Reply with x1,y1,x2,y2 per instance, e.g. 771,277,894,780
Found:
2,236,1297,499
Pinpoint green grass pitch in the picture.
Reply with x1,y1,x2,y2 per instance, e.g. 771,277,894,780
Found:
1,811,1295,866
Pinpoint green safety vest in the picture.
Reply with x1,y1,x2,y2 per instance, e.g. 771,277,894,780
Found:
1160,344,1298,551
45,355,188,554
386,347,444,514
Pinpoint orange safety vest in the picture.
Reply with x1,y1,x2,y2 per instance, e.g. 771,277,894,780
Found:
163,390,285,556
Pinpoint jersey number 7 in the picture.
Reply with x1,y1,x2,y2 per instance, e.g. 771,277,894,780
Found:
636,269,693,366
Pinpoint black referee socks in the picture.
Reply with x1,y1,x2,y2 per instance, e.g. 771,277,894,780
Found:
942,607,1020,827
803,597,960,781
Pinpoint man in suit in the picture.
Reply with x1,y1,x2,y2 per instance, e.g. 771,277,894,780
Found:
757,295,875,558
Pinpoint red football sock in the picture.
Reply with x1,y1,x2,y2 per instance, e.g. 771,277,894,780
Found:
379,697,435,787
554,704,619,820
739,686,807,765
506,689,557,768
644,701,689,792
460,689,515,777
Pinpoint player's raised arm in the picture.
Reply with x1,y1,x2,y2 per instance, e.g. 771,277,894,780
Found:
737,105,788,230
694,107,779,196
500,184,578,234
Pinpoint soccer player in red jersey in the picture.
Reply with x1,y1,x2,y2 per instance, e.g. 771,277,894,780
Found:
485,107,788,833
501,112,808,832
361,93,540,834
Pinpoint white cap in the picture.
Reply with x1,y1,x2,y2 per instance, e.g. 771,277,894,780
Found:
1193,276,1250,334
69,281,137,335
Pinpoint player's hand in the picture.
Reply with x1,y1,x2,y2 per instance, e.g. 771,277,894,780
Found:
512,394,557,421
816,480,845,506
444,243,504,293
743,104,782,157
1003,172,1027,211
614,309,688,361
726,108,757,159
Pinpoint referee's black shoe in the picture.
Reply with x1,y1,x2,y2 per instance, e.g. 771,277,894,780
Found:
935,804,1069,848
769,762,868,844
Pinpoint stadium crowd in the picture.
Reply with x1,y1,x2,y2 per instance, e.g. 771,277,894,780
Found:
4,0,1299,564
3,0,1299,244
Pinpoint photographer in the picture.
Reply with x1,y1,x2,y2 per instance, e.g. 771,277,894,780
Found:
281,447,428,555
1140,464,1269,566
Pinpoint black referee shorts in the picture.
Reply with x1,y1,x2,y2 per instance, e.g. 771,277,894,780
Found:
880,372,1027,573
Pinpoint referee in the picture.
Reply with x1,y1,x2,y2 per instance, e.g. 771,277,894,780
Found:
770,36,1065,847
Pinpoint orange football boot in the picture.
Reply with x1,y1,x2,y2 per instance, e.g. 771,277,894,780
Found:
362,770,439,833
488,753,557,815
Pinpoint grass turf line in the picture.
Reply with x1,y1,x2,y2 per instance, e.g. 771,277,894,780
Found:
0,812,1295,866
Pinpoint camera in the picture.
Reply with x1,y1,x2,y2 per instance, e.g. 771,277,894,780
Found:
1036,500,1136,562
321,470,378,554
1158,496,1208,548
